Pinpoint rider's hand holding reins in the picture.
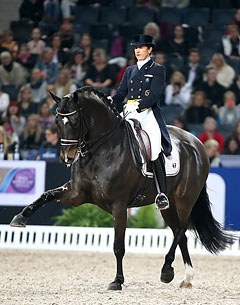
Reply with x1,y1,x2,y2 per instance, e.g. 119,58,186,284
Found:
124,102,140,114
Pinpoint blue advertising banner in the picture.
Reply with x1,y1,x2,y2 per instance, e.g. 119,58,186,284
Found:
209,168,240,231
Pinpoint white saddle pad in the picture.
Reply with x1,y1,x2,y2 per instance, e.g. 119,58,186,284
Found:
164,141,180,177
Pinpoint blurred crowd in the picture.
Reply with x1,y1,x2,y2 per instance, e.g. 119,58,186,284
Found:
0,0,240,164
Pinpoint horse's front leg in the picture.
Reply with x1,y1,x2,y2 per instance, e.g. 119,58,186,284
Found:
108,203,127,291
10,181,72,227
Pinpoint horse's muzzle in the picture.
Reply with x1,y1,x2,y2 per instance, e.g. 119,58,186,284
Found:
60,147,78,165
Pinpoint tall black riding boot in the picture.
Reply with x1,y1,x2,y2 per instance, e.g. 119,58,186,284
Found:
152,153,169,210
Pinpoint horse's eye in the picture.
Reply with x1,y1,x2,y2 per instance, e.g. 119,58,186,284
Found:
71,116,79,126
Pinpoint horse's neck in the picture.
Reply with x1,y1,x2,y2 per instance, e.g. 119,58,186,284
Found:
89,109,119,138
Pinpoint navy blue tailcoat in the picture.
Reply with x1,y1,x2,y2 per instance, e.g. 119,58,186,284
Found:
112,59,172,156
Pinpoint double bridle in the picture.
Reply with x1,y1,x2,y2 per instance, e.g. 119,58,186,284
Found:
56,108,88,165
56,106,122,165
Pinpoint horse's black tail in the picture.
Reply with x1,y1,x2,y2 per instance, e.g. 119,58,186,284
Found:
190,184,234,254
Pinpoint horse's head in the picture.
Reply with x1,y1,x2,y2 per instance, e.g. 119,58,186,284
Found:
50,87,121,166
50,90,90,165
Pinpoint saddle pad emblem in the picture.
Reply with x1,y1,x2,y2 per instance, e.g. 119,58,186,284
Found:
145,90,150,96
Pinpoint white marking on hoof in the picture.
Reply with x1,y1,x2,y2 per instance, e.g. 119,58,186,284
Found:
180,263,194,288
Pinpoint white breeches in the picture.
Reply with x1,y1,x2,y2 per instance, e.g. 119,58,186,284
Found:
124,108,162,161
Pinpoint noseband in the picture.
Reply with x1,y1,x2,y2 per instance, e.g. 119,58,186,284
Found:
56,108,88,162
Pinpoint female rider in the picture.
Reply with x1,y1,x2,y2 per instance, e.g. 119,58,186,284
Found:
112,34,172,210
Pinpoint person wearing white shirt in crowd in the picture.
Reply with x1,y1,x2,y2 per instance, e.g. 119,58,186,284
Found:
0,83,10,117
210,53,235,89
164,71,191,108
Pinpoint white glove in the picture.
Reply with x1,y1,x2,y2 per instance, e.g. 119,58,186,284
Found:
107,96,113,103
124,102,139,114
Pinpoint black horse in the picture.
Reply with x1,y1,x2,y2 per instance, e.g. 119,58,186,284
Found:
10,86,232,290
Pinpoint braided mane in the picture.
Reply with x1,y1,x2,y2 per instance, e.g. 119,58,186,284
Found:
76,86,122,119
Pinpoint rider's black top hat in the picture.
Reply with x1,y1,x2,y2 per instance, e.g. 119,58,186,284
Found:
130,34,156,48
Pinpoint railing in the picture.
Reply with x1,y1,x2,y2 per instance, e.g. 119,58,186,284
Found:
0,225,239,255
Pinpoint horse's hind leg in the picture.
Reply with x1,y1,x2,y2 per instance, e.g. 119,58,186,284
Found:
160,226,187,284
178,233,194,288
10,182,71,227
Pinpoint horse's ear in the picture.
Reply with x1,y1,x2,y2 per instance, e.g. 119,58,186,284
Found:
73,91,80,105
49,91,61,104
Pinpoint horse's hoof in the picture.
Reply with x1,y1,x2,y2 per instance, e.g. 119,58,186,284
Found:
10,214,27,227
180,281,192,289
107,281,122,291
160,268,174,283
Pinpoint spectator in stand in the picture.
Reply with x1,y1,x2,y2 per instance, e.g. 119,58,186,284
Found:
53,68,77,97
222,24,240,60
229,76,240,102
221,24,240,74
79,33,94,66
65,48,88,87
0,31,8,53
218,91,240,127
27,28,46,56
35,47,59,84
39,0,62,36
1,101,26,141
184,91,216,124
19,113,44,150
233,120,240,143
61,0,78,22
17,84,38,119
0,51,28,86
173,116,189,131
84,48,116,95
38,101,55,131
59,20,74,50
41,123,59,150
0,82,10,119
19,0,44,26
0,125,12,159
197,65,225,108
181,48,204,91
16,43,38,72
164,71,191,109
198,117,225,153
210,53,235,89
204,139,222,167
166,25,190,64
51,33,70,68
154,51,174,84
111,56,135,95
0,30,19,58
221,135,240,155
29,68,48,104
45,83,57,109
144,22,166,53
228,8,240,34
